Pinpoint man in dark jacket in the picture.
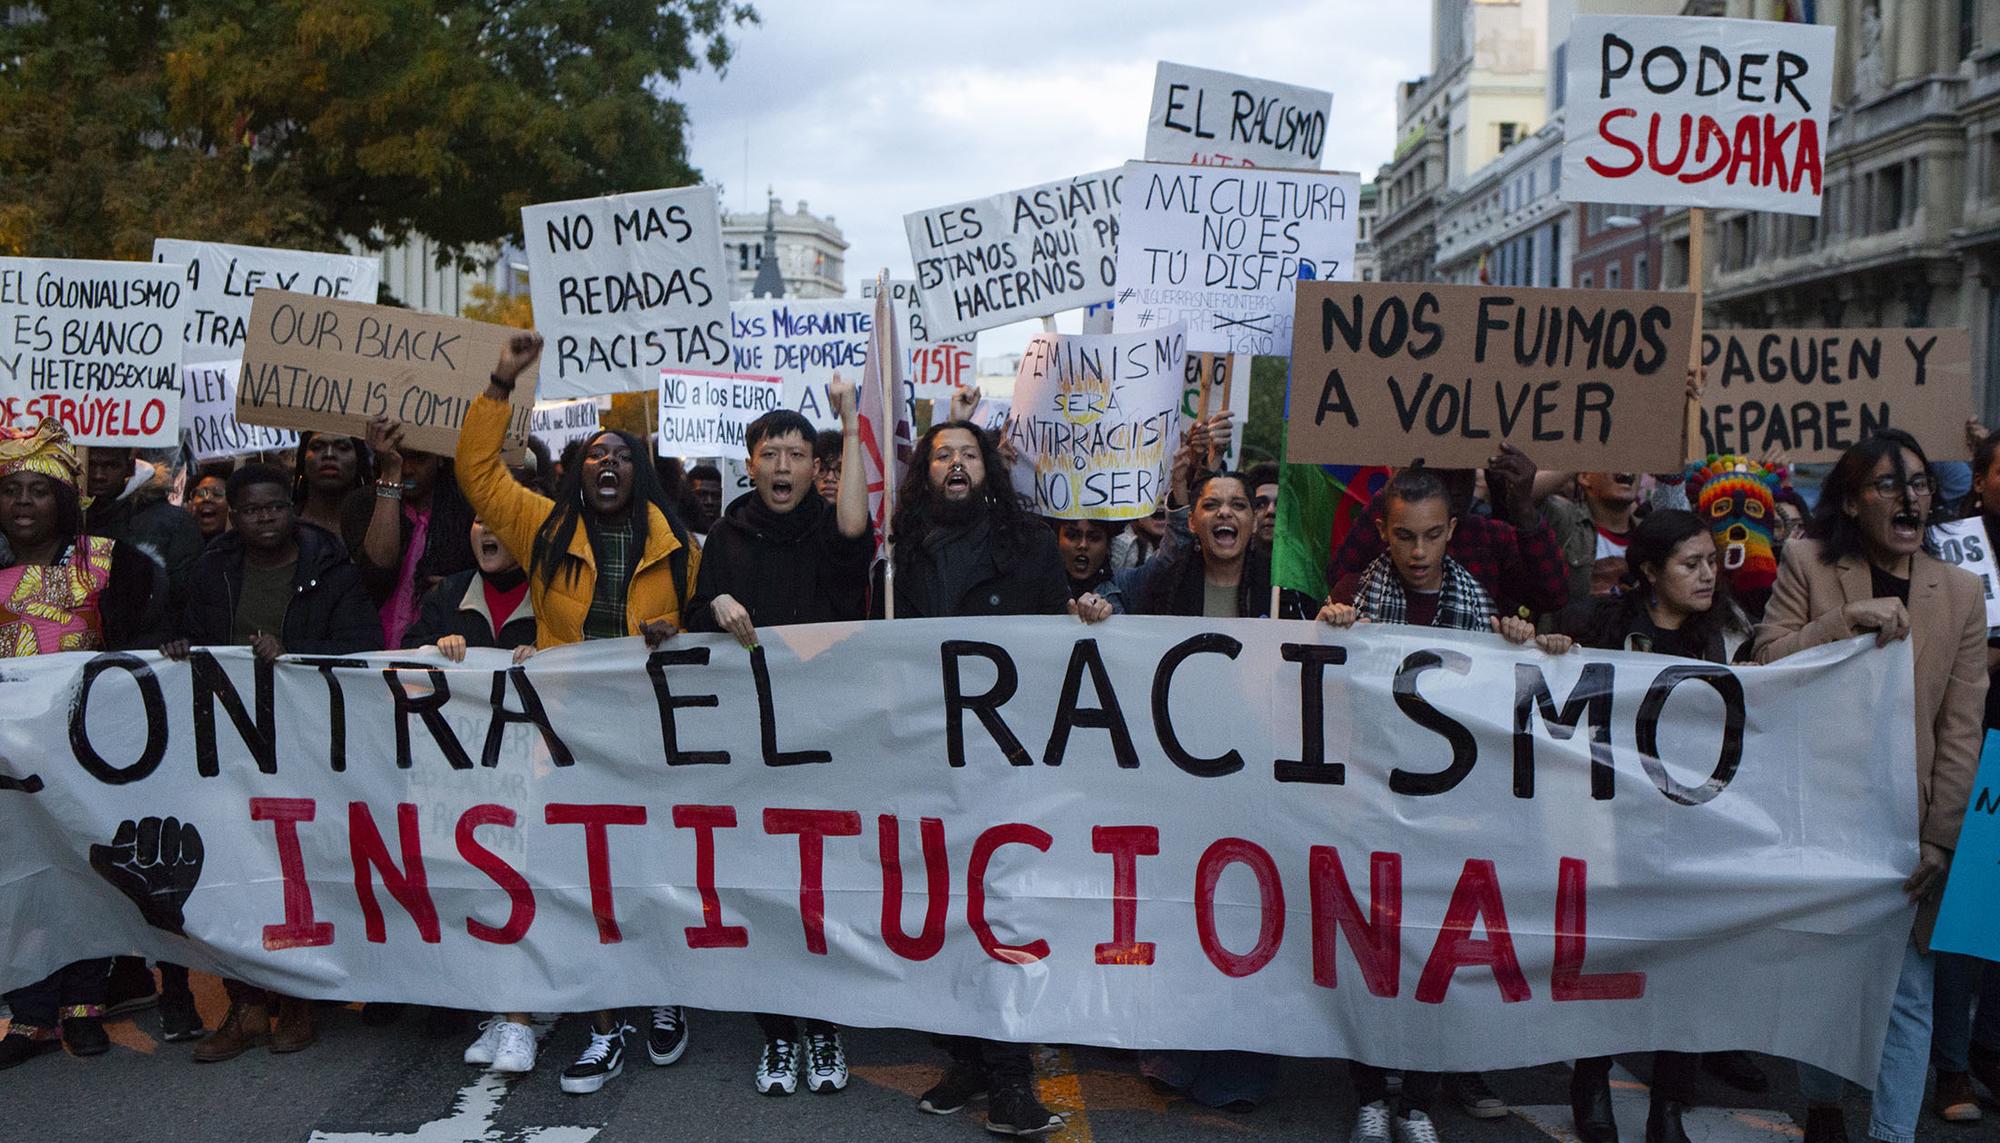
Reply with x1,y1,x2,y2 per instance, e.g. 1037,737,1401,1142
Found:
84,447,205,615
894,419,1072,1137
163,463,380,1064
683,383,869,1098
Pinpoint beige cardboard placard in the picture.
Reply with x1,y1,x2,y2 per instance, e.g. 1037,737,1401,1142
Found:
1286,281,1696,471
1697,328,1971,463
236,291,537,455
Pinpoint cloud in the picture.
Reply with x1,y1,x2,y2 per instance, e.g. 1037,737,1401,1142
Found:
671,0,1430,356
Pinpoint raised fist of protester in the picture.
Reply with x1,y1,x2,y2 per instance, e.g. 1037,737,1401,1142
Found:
1845,597,1912,646
436,635,469,663
709,594,758,649
1068,593,1112,625
495,330,544,385
249,632,286,663
639,618,679,649
827,374,857,431
367,415,407,480
1904,840,1952,901
1686,364,1708,401
1485,442,1540,527
950,384,982,423
89,816,204,936
1317,602,1362,628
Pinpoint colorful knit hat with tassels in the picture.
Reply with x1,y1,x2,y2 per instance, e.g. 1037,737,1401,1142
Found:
1683,454,1782,596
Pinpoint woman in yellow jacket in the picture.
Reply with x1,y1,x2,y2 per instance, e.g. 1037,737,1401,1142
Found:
457,331,700,1095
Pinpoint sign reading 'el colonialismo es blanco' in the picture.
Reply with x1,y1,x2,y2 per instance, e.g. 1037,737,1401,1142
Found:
1562,15,1836,216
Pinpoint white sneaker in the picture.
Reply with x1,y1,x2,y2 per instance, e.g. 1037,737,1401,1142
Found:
756,1038,799,1095
1352,1100,1394,1143
1392,1109,1442,1143
802,1027,848,1093
464,1017,507,1066
490,1021,537,1074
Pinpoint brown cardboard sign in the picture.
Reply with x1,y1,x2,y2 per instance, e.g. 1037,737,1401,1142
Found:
236,291,537,454
1697,328,1971,463
1286,281,1696,471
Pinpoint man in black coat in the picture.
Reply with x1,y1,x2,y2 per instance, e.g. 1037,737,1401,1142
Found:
163,463,380,1064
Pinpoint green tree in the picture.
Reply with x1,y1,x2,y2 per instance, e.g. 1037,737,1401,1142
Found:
0,1,755,261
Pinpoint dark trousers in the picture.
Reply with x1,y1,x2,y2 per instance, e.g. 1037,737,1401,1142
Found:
3,958,110,1033
755,1012,838,1042
223,978,274,1006
1352,1064,1440,1113
939,1034,1033,1084
1576,1052,1698,1104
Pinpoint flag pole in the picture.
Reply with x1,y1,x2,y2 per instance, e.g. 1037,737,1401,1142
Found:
876,268,900,619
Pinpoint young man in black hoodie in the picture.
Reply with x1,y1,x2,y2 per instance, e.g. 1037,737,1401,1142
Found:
163,463,381,1062
684,378,868,1096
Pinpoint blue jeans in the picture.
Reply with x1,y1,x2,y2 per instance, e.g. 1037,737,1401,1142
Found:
1933,953,2000,1072
1798,939,1934,1143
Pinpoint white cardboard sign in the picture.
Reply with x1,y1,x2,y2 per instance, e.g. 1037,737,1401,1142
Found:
151,239,380,359
184,359,297,461
1145,61,1332,169
0,257,190,447
1931,518,2000,628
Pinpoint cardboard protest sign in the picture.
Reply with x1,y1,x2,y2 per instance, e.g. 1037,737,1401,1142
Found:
0,622,1917,1083
1697,328,1971,462
1114,162,1358,355
1286,281,1696,470
1934,731,2000,961
235,291,537,455
861,278,975,399
0,257,189,446
904,168,1123,340
152,239,380,359
1929,518,2000,628
729,298,879,428
1145,62,1332,169
184,359,297,461
530,398,602,460
1003,325,1186,520
522,185,732,398
656,368,784,460
1562,15,1836,216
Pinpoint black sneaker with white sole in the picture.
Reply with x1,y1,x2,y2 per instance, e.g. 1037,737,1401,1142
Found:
646,1006,688,1066
918,1060,990,1114
985,1083,1063,1136
560,1024,630,1095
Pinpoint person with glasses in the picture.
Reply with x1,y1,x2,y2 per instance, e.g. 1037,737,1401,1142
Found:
1753,430,1987,1143
162,462,383,1064
186,468,232,542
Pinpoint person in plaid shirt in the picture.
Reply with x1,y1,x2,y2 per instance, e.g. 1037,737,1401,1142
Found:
1325,444,1570,619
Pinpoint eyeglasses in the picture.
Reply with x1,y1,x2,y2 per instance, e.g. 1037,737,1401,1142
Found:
189,486,227,502
1863,474,1934,499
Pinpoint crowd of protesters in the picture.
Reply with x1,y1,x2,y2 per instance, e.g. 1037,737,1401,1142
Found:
2,330,1996,1142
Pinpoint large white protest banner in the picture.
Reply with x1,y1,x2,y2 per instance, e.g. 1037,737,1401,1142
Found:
904,168,1124,340
1005,326,1186,520
0,621,1912,1081
1145,62,1332,169
729,298,878,428
1114,163,1358,355
151,238,380,359
656,368,784,460
1562,15,1836,216
0,258,190,446
522,186,732,398
529,398,603,460
184,359,297,461
861,278,976,399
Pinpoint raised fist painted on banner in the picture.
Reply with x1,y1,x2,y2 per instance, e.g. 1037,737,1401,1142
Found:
88,817,203,936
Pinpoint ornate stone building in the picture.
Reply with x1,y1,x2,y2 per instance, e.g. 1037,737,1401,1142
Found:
720,195,847,300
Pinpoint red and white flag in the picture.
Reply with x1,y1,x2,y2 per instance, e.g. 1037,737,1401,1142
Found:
857,274,914,559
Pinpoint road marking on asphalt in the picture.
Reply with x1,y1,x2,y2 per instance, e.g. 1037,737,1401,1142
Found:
1512,1065,1801,1143
1038,1045,1096,1143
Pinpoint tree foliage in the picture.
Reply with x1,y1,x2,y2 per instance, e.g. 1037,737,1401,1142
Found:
0,1,756,261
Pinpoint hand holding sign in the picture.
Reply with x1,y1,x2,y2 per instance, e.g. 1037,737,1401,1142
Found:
89,816,204,936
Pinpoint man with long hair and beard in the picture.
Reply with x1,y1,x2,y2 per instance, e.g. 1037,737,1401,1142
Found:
892,419,1106,1136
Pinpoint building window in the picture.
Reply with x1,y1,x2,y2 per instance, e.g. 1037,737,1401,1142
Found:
1581,271,1595,289
1552,42,1568,111
1550,156,1562,193
1522,236,1535,286
738,244,750,271
1548,219,1563,287
1363,268,1375,281
1607,262,1622,290
1634,253,1649,290
1527,171,1537,201
1962,0,1977,60
1878,165,1905,233
1499,122,1520,151
1723,217,1750,269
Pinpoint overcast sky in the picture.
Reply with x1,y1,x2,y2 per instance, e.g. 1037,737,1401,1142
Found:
671,0,1432,360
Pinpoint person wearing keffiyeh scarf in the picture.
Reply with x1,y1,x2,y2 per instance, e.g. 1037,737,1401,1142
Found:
1351,550,1496,630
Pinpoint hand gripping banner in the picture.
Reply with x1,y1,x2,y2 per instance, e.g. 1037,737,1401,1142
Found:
0,618,1915,1081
